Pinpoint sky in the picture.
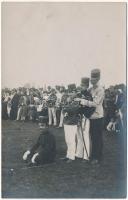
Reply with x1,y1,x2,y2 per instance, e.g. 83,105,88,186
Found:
1,2,126,89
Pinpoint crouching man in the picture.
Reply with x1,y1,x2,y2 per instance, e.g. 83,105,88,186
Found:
23,123,56,166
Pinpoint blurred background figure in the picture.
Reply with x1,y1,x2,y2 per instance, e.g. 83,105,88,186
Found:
10,89,20,120
47,89,57,127
55,85,62,127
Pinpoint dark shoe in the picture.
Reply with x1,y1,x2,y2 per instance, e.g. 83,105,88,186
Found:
66,159,74,163
56,126,63,129
75,157,83,161
60,157,69,161
27,162,36,167
82,159,90,163
90,159,99,165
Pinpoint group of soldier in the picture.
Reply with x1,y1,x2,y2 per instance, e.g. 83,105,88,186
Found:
22,68,105,166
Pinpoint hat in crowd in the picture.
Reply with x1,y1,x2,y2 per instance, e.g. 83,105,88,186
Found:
51,88,56,92
47,86,51,90
76,86,81,91
60,86,65,92
68,84,76,91
81,77,90,87
43,90,48,93
55,85,60,90
91,69,101,79
12,89,17,93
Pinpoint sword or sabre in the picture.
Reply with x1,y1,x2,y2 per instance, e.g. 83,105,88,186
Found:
79,115,89,160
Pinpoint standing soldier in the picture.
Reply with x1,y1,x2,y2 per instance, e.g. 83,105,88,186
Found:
47,89,57,127
62,84,80,163
75,69,104,164
75,77,95,162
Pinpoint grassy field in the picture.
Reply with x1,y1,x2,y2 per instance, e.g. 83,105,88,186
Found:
2,120,127,198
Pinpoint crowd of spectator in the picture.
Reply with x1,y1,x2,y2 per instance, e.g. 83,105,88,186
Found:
103,84,126,133
2,83,126,133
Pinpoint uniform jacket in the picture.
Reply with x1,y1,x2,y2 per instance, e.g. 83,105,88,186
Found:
46,93,57,107
79,90,95,118
30,129,56,160
63,101,81,125
81,82,105,119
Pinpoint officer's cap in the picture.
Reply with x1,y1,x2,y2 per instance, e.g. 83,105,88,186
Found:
55,85,60,90
68,84,76,91
81,77,89,87
51,88,56,92
91,69,101,79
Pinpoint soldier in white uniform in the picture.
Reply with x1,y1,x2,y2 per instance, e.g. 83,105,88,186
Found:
75,69,104,164
62,84,80,163
75,77,95,162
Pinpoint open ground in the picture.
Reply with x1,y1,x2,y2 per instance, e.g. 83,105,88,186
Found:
2,120,127,198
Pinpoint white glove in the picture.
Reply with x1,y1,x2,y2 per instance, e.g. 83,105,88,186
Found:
107,122,113,131
23,150,30,160
80,99,88,106
112,122,116,131
31,153,39,163
64,112,68,117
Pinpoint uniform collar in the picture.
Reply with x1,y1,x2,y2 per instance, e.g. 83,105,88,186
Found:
93,81,100,89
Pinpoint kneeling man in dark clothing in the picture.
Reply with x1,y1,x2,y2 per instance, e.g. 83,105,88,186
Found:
23,124,56,165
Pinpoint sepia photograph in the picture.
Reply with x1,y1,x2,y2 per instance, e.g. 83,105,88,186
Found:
1,2,127,198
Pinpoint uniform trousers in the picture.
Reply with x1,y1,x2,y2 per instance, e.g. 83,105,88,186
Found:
59,110,64,127
34,150,56,165
10,105,18,120
48,107,57,126
7,105,11,118
17,106,22,120
17,105,28,121
64,124,77,160
90,118,104,161
56,107,61,126
76,118,90,160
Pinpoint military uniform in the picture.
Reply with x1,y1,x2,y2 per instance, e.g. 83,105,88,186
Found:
79,69,105,163
23,128,56,165
46,90,57,126
63,84,80,161
76,78,95,161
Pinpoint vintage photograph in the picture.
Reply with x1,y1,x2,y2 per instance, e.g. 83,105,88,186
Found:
1,2,127,198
